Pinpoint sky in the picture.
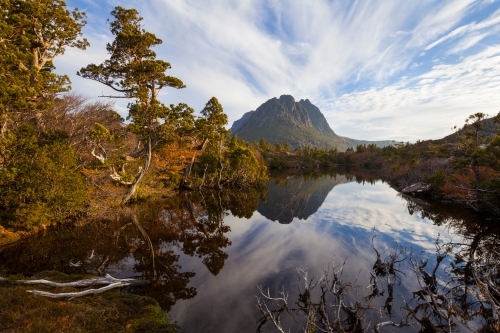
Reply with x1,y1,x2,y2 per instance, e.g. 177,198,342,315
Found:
59,0,500,141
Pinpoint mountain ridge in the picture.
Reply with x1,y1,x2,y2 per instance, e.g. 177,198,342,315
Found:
230,95,393,151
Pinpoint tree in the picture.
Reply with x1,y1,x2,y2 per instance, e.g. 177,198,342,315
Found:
449,112,500,214
0,0,89,230
0,0,88,119
0,124,86,229
180,97,229,188
77,6,185,203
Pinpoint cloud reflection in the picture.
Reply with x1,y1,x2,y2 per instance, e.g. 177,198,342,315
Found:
170,178,452,332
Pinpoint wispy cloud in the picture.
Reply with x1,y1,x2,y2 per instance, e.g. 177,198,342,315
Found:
62,0,500,141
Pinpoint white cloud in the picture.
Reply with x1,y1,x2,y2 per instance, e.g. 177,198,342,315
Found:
424,6,500,52
319,45,500,140
390,30,410,38
61,0,500,141
448,31,489,53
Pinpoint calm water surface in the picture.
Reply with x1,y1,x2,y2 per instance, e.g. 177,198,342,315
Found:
0,171,489,332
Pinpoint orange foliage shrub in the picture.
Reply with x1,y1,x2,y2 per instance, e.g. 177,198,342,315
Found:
151,144,196,185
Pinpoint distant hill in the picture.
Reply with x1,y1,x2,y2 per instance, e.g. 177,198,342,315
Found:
433,116,499,144
230,95,393,151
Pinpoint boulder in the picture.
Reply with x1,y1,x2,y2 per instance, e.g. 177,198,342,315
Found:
401,182,431,195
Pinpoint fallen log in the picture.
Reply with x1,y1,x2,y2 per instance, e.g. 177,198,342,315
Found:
27,281,131,299
20,273,144,288
21,274,147,299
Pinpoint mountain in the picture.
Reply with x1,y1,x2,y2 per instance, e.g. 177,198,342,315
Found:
230,95,393,151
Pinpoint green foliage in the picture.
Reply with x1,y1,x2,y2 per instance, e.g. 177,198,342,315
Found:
452,112,500,197
78,6,185,146
194,136,267,187
224,137,268,184
0,124,86,230
198,97,229,140
88,122,112,141
423,170,448,196
0,0,88,113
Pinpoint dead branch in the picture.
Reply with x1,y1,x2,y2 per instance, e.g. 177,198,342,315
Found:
22,274,147,300
110,166,133,185
20,273,139,288
374,321,412,333
27,282,129,299
90,146,107,164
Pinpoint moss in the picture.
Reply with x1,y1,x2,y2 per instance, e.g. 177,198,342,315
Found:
0,271,178,333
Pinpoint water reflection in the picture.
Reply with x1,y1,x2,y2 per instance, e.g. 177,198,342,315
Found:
0,170,498,332
258,173,349,224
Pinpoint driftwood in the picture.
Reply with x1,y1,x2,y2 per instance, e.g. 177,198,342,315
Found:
20,273,139,288
27,282,132,299
20,273,147,299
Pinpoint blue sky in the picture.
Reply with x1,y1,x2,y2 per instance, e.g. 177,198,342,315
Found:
59,0,500,141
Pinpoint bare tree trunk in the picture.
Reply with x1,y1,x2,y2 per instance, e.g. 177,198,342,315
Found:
180,151,198,189
122,136,152,204
216,139,223,189
180,138,209,189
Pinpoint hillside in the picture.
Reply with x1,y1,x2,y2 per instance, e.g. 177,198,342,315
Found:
230,95,393,151
433,116,500,144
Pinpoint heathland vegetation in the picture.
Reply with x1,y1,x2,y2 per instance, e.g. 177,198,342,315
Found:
0,2,267,239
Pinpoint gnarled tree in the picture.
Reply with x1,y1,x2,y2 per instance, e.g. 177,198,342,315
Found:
0,0,88,118
77,6,185,203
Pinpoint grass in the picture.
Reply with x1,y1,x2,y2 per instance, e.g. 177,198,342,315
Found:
0,271,178,333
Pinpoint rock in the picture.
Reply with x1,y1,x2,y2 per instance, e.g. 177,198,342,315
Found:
402,182,431,195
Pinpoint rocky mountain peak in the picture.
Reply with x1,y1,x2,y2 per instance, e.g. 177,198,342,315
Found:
230,95,393,150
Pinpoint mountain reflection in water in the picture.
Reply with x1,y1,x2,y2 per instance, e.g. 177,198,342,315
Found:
0,170,498,332
258,173,350,223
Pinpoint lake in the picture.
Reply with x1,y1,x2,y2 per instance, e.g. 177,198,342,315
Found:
0,170,495,332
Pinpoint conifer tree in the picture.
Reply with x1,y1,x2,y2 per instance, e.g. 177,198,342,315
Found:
181,97,229,188
78,6,185,203
0,0,88,118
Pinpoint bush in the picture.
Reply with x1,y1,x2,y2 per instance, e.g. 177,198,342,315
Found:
0,124,86,230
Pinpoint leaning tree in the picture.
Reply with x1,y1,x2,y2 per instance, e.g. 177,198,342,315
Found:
78,6,186,203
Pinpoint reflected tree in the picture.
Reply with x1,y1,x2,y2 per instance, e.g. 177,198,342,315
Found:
256,234,500,332
177,191,232,276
